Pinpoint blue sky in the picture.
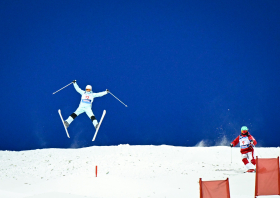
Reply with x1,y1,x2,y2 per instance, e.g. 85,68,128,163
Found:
0,0,280,150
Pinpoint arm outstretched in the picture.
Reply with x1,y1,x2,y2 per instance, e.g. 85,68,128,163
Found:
73,82,84,95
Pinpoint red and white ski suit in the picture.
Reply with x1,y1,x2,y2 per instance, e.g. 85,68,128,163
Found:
231,133,257,169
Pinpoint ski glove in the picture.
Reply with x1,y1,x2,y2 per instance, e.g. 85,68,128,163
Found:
249,140,254,147
230,143,233,147
106,89,109,93
72,80,76,83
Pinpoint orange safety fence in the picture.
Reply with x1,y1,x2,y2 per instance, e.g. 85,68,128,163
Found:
255,156,280,197
199,178,230,198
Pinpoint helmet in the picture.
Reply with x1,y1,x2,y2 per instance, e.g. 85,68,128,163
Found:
86,85,92,90
241,126,248,134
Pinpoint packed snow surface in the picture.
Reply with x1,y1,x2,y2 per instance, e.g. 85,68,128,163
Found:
0,145,280,198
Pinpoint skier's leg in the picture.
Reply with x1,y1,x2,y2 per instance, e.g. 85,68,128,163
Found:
65,113,77,125
65,107,85,127
91,115,98,129
248,151,256,166
241,154,249,165
241,153,251,170
241,153,254,170
85,108,98,129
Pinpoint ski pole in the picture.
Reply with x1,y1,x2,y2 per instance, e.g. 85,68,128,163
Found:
109,91,128,107
231,146,232,164
251,143,260,157
53,81,74,95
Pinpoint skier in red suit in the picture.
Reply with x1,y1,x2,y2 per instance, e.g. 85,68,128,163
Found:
230,126,257,172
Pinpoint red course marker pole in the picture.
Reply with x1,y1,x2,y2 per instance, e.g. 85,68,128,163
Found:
96,166,97,177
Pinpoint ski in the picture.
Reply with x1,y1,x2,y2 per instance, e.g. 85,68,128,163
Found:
92,110,106,141
244,169,256,173
58,109,70,138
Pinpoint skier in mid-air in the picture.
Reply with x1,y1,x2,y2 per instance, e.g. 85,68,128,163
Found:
230,126,257,172
63,80,109,130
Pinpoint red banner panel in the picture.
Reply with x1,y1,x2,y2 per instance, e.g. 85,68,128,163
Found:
200,178,230,198
255,156,280,197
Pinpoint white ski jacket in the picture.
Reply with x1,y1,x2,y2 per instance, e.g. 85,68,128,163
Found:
73,83,107,107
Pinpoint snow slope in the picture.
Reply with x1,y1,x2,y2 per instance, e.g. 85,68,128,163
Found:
0,145,279,198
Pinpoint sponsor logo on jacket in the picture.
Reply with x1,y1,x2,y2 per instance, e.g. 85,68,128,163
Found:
82,99,92,104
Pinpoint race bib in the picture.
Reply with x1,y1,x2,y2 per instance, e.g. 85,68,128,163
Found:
82,93,93,104
239,136,250,149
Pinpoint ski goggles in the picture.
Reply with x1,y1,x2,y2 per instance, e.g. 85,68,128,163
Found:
241,130,248,133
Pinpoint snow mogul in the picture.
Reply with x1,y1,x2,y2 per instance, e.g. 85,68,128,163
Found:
230,126,257,172
63,80,109,130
